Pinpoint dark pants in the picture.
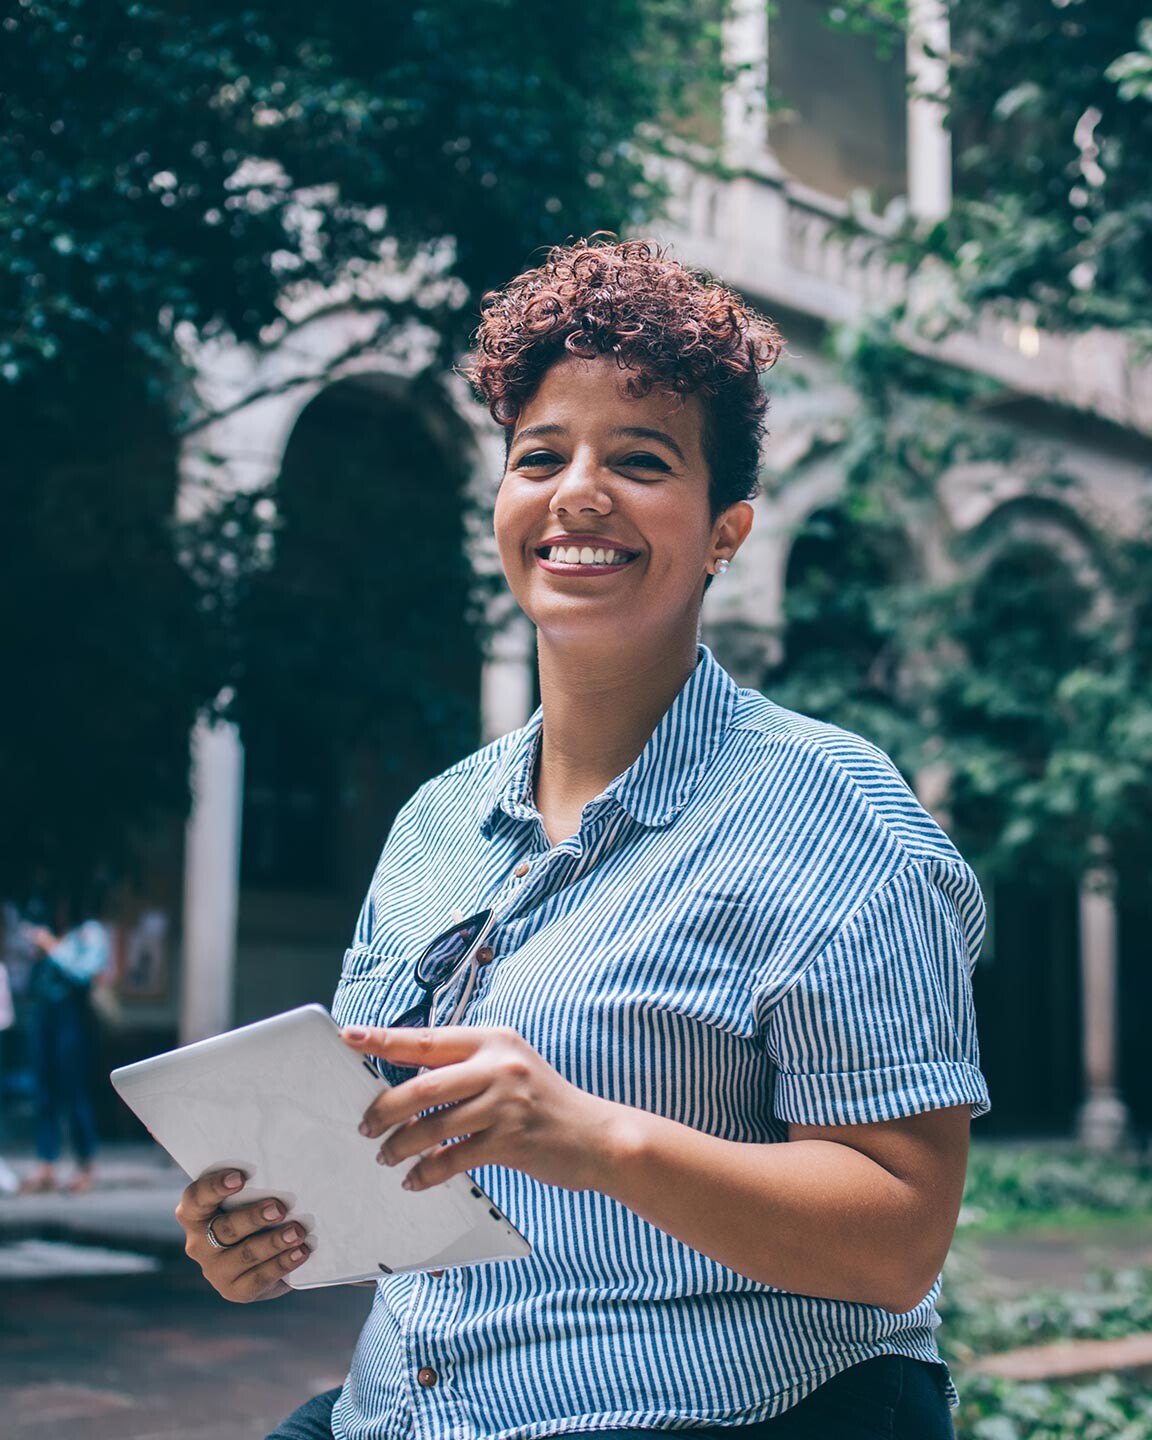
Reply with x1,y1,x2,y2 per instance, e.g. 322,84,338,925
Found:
267,1355,954,1440
28,991,99,1165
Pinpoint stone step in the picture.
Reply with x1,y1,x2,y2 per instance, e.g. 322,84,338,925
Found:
973,1332,1152,1381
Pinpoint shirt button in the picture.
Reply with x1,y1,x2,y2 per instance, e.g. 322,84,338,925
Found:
513,862,529,878
417,1366,438,1389
475,946,494,965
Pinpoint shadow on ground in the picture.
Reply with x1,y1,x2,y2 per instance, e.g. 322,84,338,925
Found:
1,1261,372,1440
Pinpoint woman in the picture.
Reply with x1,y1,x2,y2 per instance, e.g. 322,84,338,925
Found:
21,908,111,1194
177,240,988,1440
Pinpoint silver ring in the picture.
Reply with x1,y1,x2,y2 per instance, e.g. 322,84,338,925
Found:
204,1213,233,1251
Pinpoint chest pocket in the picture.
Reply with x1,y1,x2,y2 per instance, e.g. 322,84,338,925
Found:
332,943,421,1031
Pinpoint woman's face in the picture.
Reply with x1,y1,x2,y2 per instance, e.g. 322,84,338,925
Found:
493,355,751,654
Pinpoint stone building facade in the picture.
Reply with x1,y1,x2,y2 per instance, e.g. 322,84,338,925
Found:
114,0,1148,1145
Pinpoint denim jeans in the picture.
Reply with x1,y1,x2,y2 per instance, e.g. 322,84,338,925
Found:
28,990,99,1165
266,1355,954,1440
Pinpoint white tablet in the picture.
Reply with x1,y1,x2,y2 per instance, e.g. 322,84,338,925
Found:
111,1004,531,1288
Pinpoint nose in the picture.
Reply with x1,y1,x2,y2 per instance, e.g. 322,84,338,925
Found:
548,450,612,518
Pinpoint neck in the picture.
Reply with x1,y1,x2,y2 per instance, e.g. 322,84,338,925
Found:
533,629,700,822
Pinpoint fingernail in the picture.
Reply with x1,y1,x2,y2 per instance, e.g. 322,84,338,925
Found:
358,1121,374,1137
223,1171,243,1190
283,1224,302,1243
290,1247,307,1262
402,1174,416,1191
343,1027,369,1042
261,1202,283,1221
376,1149,390,1166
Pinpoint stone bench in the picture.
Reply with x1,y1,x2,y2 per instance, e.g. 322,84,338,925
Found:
972,1333,1152,1382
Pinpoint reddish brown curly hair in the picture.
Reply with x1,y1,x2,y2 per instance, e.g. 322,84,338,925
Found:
463,238,783,518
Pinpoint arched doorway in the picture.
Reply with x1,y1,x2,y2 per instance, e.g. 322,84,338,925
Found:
945,527,1097,1134
772,500,1096,1134
767,502,919,776
231,377,483,1020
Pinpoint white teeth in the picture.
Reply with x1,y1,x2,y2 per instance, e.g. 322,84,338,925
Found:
544,545,632,565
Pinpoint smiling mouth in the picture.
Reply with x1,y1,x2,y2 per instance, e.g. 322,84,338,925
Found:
535,543,640,571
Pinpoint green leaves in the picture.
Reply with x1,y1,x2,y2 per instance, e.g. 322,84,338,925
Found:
959,1144,1152,1231
945,1147,1152,1436
1107,19,1152,103
0,0,713,385
939,1,1152,332
768,315,1152,884
0,0,719,901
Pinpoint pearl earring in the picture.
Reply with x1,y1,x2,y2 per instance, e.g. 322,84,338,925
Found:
715,558,730,575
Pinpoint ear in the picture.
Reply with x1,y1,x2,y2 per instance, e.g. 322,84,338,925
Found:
711,501,754,568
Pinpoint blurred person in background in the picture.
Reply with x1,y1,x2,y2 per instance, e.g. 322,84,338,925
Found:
19,887,113,1194
0,935,18,1195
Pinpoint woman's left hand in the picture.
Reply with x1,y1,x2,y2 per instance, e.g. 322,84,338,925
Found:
342,1025,617,1193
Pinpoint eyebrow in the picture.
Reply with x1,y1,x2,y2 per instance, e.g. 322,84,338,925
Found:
511,423,686,463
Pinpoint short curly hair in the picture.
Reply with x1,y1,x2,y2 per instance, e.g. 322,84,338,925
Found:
463,238,783,519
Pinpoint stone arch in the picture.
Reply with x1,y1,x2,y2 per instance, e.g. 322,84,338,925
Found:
226,368,487,1022
962,491,1104,560
755,497,922,785
178,304,489,515
960,494,1114,637
777,497,918,683
703,441,848,683
177,306,518,729
946,495,1106,1135
175,310,528,1042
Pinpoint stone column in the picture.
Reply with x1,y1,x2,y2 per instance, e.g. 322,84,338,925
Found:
1076,846,1129,1151
906,0,952,222
722,0,770,169
180,713,245,1045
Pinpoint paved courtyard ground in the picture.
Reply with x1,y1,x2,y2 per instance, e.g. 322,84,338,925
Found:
1,1261,370,1440
1,1144,1149,1439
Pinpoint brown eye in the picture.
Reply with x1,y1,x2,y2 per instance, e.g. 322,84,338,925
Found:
515,450,560,469
620,453,671,472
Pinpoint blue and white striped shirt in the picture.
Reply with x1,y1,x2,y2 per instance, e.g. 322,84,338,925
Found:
331,646,989,1440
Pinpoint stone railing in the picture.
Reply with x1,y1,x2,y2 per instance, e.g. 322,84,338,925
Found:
656,150,1152,440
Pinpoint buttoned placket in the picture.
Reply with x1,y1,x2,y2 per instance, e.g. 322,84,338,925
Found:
403,1264,472,1440
492,811,613,918
399,805,629,1440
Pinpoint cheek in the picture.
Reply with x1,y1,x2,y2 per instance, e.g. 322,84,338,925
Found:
492,479,513,545
493,480,528,567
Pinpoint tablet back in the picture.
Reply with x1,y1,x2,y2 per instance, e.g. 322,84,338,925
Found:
111,1004,530,1287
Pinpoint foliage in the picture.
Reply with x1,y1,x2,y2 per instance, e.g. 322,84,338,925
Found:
956,1369,1152,1440
1,0,722,385
943,1260,1152,1357
938,1145,1152,1435
180,384,492,835
928,1,1152,337
0,0,723,902
959,1145,1152,1231
1107,19,1152,105
766,318,1152,882
939,1259,1152,1439
0,343,216,908
829,2,1152,335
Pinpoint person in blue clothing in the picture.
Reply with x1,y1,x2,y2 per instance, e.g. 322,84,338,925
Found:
21,902,112,1194
176,239,988,1440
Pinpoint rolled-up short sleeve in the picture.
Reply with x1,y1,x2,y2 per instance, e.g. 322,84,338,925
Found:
765,860,991,1127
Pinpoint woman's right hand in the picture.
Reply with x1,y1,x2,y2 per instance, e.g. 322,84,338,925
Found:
176,1168,312,1302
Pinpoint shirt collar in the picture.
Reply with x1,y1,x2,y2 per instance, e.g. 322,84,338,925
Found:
479,645,738,836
